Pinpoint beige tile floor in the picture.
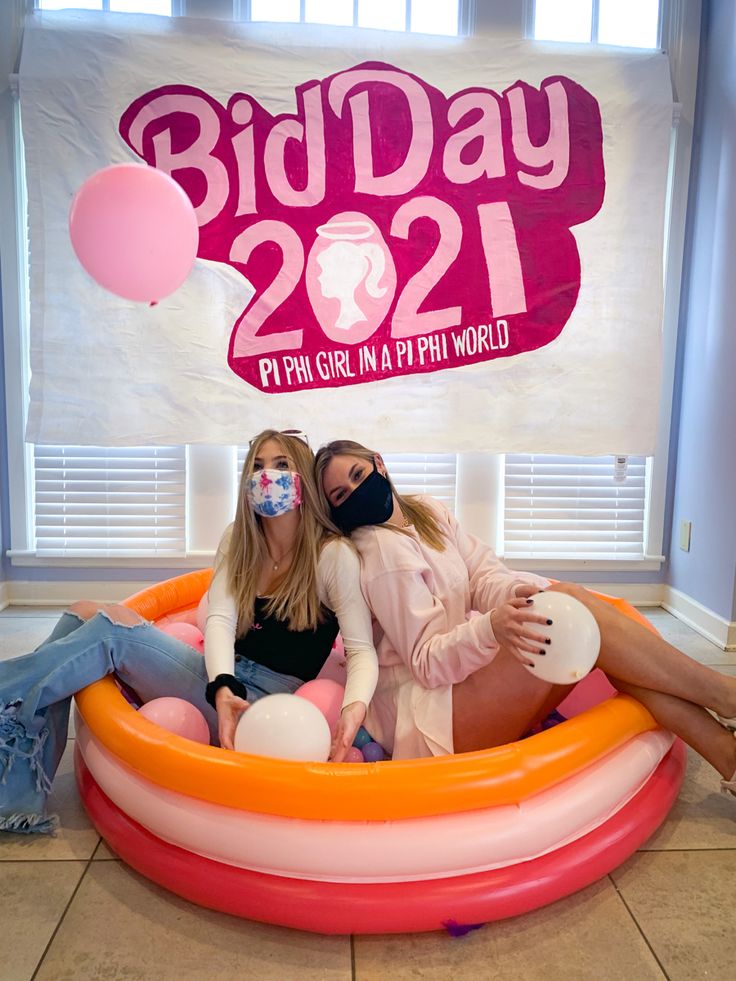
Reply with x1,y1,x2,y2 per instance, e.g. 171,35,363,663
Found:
0,604,734,981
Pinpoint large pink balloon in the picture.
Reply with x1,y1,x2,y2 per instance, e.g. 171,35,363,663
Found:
159,621,205,654
315,644,347,686
69,163,199,302
138,697,210,744
295,679,344,732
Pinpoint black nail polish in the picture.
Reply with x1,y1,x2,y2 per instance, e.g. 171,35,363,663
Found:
539,649,546,656
545,638,551,645
526,598,534,604
546,619,553,625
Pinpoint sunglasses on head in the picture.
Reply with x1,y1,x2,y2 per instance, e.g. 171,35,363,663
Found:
249,429,310,448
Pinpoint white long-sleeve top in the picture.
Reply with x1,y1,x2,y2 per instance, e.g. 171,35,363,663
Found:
204,525,378,709
353,496,549,757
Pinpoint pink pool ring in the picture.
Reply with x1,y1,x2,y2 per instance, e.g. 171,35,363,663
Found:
74,571,686,934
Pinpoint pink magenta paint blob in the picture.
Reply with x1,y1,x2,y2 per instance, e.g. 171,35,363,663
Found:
119,63,604,392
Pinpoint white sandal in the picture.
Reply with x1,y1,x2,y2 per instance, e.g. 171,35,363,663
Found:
721,773,736,799
721,728,736,799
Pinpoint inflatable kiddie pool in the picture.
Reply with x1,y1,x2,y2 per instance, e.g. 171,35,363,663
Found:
73,571,685,934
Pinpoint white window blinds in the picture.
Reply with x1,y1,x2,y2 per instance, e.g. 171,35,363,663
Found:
33,445,187,556
383,454,457,512
503,454,647,559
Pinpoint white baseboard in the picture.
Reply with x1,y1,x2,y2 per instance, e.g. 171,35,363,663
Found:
578,582,666,607
2,580,156,607
662,585,736,651
3,578,734,651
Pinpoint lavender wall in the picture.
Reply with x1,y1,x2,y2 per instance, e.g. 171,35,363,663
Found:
667,0,736,621
0,280,8,584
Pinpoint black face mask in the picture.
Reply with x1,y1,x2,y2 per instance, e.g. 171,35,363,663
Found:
330,462,394,534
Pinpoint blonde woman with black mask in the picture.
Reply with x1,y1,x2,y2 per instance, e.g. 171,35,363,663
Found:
315,439,736,805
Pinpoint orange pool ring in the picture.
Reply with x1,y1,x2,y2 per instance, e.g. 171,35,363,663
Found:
73,572,660,821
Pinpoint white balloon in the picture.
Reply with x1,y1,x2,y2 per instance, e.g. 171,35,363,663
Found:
522,591,601,685
234,693,331,762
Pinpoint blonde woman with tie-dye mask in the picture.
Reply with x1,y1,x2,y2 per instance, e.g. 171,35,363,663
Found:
205,429,377,753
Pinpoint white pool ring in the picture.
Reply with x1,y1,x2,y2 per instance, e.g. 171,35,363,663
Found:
77,721,672,883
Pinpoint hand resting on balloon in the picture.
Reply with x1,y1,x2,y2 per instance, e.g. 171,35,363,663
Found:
490,588,552,669
330,700,367,763
215,686,250,750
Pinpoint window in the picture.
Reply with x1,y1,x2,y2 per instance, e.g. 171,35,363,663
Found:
3,1,694,570
33,446,186,557
518,0,667,568
38,1,174,12
246,0,460,35
503,454,647,560
533,0,661,48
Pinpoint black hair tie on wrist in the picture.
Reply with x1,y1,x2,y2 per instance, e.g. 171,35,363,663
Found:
205,673,249,708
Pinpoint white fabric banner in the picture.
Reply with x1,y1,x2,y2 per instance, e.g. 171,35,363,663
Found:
21,12,672,453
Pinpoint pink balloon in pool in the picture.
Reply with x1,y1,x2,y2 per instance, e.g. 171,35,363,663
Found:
556,668,617,718
69,163,199,303
159,621,205,653
316,644,347,686
138,697,210,744
295,678,345,732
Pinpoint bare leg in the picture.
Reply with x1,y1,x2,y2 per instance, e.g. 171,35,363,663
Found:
546,583,736,719
610,677,736,779
452,644,573,753
68,600,145,627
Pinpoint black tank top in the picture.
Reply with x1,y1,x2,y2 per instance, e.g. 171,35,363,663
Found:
233,597,339,680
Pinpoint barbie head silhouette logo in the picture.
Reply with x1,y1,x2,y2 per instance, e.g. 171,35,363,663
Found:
306,213,396,344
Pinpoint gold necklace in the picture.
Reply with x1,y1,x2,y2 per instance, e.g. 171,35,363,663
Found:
265,544,295,572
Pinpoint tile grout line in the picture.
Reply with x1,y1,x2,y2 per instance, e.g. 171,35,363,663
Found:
0,856,101,863
638,846,736,853
29,839,102,981
607,873,671,981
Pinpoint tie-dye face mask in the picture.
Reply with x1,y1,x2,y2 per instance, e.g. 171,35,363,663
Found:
245,469,302,518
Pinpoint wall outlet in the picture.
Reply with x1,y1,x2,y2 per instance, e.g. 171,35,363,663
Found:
679,520,692,552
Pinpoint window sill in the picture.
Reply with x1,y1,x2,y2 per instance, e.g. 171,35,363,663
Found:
502,556,665,573
7,551,215,569
8,551,665,574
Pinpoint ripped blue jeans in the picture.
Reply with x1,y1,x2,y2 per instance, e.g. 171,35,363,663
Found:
0,611,301,834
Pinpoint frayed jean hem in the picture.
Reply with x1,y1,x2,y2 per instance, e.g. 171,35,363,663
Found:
0,811,59,835
0,699,57,835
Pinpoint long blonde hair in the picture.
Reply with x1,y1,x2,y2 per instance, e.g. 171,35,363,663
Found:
314,440,447,552
228,430,335,632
